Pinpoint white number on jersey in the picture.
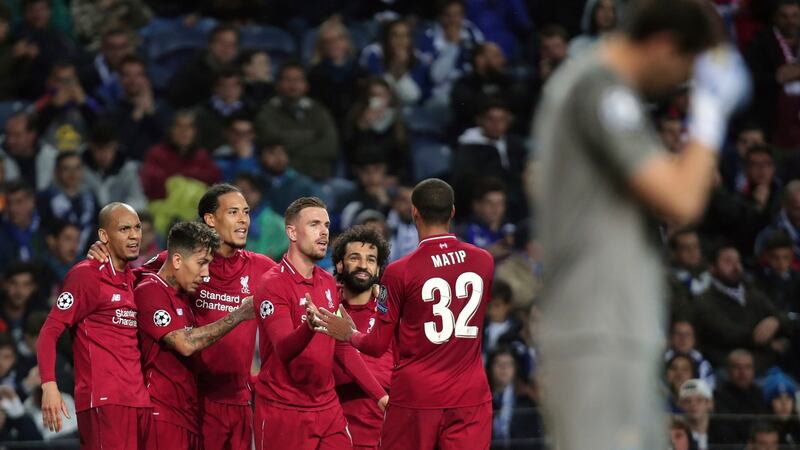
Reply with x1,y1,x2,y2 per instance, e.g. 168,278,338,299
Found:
421,272,483,344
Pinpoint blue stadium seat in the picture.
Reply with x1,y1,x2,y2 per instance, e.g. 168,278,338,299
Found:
410,134,452,182
144,22,211,90
239,26,297,69
0,101,30,127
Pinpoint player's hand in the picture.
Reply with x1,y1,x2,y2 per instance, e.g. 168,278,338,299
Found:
86,240,111,263
315,305,356,342
302,293,321,330
377,395,389,412
238,296,255,321
41,381,70,432
688,44,752,151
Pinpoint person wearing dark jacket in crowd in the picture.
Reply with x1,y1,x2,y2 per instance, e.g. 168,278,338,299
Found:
714,349,769,444
755,231,800,314
194,68,255,152
488,346,542,449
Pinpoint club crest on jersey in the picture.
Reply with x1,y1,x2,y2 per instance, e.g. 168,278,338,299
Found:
176,308,183,316
56,292,74,310
375,285,388,315
260,300,274,318
367,317,376,333
111,293,121,302
325,289,334,309
240,276,250,294
153,310,171,327
202,276,211,283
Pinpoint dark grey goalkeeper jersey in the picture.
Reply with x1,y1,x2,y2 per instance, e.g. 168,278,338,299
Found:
533,51,666,356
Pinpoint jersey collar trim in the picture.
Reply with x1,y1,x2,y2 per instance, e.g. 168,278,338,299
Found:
418,234,457,247
281,256,315,286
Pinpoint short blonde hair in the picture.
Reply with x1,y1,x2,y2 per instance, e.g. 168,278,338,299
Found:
311,16,354,65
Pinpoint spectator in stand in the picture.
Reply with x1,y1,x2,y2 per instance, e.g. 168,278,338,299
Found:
678,379,729,450
386,183,418,263
715,349,769,443
0,182,45,270
495,220,543,309
195,68,255,152
536,25,569,86
755,181,800,263
129,210,160,268
453,99,528,222
669,416,696,450
360,19,432,108
665,320,716,389
37,151,98,250
755,231,800,314
665,354,697,413
32,60,102,153
71,0,151,51
233,172,287,261
694,245,793,373
488,346,542,448
78,27,135,108
41,219,80,287
669,229,712,301
0,262,47,344
465,0,532,61
568,0,617,56
12,0,74,98
739,145,782,225
110,54,172,161
747,0,800,147
721,124,766,192
0,112,58,192
140,110,221,200
344,77,409,180
308,17,368,132
239,50,273,104
0,333,42,441
746,422,781,450
81,118,147,211
254,138,319,215
168,23,240,108
212,113,258,182
255,62,339,181
0,4,37,101
762,368,800,445
450,42,531,136
483,280,523,357
459,177,515,259
418,0,484,107
338,156,393,229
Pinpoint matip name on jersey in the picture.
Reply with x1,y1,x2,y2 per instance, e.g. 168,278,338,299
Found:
431,250,468,268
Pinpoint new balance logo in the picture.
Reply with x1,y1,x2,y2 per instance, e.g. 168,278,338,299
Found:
111,293,121,302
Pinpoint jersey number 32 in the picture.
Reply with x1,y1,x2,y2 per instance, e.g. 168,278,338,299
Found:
422,272,483,344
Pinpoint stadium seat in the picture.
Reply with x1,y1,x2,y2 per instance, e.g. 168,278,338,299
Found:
144,22,211,90
0,101,29,127
410,135,452,182
239,26,297,70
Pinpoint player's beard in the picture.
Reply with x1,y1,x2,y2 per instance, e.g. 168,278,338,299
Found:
341,268,379,294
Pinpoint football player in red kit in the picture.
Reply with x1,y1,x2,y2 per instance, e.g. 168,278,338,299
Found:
252,197,388,450
331,226,394,450
316,179,495,450
90,184,275,449
38,202,152,449
135,221,255,449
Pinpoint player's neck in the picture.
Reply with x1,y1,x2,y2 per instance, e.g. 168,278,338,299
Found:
287,246,315,279
109,254,128,273
157,265,180,292
217,242,236,258
343,287,372,306
416,223,452,241
599,36,643,90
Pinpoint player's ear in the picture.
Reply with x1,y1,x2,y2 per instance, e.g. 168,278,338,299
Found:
286,223,297,242
449,206,455,220
97,228,109,244
335,261,343,274
172,252,182,270
203,213,215,228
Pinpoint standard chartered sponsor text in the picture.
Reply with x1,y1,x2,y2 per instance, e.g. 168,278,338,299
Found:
196,289,243,312
113,309,138,327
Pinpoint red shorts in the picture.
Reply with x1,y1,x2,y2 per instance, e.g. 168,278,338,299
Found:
76,405,151,450
379,401,492,450
254,400,352,450
200,398,253,450
144,420,201,450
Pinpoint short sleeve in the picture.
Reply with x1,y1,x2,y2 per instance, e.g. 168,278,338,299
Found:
576,78,663,179
135,283,190,342
376,264,404,325
49,266,99,326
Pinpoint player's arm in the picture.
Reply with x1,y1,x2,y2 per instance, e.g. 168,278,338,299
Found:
629,47,751,224
259,293,317,363
316,306,396,357
162,297,255,357
334,341,389,410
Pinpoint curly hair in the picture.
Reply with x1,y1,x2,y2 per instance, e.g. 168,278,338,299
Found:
332,225,391,273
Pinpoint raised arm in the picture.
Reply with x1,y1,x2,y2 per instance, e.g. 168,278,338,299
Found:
162,297,254,357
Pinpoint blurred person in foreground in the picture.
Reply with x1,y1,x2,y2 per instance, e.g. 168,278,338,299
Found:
532,1,751,449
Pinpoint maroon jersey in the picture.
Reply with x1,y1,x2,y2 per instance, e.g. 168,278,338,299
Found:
138,249,276,404
335,295,394,446
135,273,199,434
45,259,150,412
356,234,494,409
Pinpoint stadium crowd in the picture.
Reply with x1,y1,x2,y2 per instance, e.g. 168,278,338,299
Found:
0,0,796,449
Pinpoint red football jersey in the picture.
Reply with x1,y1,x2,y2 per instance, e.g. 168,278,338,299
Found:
253,257,342,410
336,297,394,446
138,249,276,404
373,234,494,408
135,273,199,434
46,259,150,412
